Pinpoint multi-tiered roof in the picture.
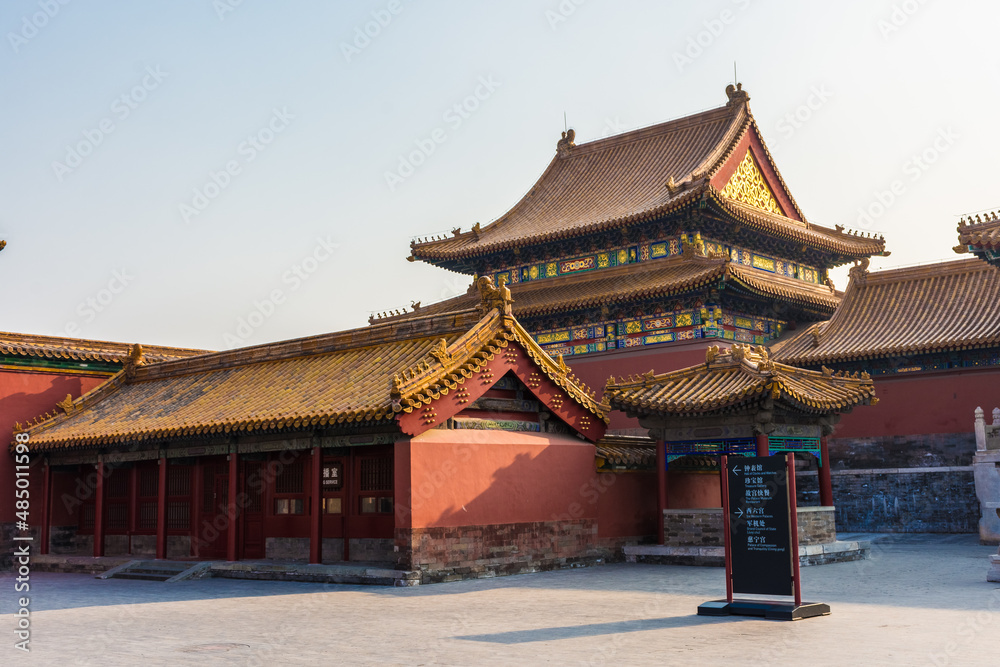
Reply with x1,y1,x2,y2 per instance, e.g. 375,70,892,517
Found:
381,87,886,360
408,85,884,275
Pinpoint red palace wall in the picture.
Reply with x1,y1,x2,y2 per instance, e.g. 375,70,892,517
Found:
667,471,721,509
395,429,657,580
596,471,657,539
401,430,597,529
0,369,108,524
833,367,1000,438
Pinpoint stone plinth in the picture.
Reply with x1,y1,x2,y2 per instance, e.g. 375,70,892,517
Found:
989,553,1000,583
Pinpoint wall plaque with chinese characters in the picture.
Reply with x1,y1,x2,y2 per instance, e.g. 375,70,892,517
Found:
322,462,343,490
727,455,793,596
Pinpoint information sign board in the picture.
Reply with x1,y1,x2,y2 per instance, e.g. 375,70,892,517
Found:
727,455,793,596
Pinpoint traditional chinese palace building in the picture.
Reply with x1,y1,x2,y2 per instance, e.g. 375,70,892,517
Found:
8,87,1000,581
0,333,205,566
388,85,887,426
16,283,663,582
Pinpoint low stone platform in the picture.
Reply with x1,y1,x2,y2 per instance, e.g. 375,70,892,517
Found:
32,555,134,574
31,555,420,586
211,560,420,586
623,539,870,567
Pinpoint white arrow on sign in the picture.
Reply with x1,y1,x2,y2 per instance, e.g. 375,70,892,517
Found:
732,465,742,476
735,507,744,518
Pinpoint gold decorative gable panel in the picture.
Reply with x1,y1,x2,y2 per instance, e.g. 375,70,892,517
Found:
721,151,785,216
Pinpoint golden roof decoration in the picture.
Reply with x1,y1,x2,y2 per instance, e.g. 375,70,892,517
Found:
606,343,877,418
476,274,514,315
55,394,77,415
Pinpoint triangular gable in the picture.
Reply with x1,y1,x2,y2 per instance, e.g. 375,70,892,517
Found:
720,151,785,216
394,325,606,442
710,123,803,222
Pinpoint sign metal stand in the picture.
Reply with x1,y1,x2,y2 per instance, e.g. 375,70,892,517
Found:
698,453,830,621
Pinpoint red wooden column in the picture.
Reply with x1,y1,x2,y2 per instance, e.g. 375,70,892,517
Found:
128,466,138,555
226,452,238,562
94,461,105,557
755,433,769,458
343,449,353,562
156,457,168,559
40,461,51,556
309,446,323,564
656,439,667,545
818,436,834,507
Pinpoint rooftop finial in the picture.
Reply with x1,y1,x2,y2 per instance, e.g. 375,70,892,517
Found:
725,82,749,107
557,128,576,155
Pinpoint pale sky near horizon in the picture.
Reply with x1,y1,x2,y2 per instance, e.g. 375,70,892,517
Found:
2,0,997,351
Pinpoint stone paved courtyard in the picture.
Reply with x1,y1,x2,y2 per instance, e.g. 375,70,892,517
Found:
1,534,997,666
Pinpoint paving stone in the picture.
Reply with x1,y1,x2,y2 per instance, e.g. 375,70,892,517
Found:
0,534,997,665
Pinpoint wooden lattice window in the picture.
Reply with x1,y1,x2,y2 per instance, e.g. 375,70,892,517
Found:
358,454,393,514
136,465,158,532
105,467,130,533
167,465,192,531
272,455,305,515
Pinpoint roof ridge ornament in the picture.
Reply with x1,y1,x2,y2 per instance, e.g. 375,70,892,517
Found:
122,344,145,379
556,128,576,156
429,338,452,365
56,394,77,415
476,274,514,315
848,257,870,286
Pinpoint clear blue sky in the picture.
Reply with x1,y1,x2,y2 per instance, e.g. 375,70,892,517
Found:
2,1,997,350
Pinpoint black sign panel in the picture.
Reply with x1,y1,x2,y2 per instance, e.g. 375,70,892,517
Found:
728,455,793,596
322,462,343,490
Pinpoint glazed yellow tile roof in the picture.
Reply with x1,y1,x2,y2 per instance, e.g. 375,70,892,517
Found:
772,258,1000,364
410,89,883,263
18,303,606,451
606,344,876,418
595,435,656,468
0,331,208,364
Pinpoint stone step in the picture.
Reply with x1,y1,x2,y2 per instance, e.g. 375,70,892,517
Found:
130,560,190,571
124,568,189,577
112,572,175,582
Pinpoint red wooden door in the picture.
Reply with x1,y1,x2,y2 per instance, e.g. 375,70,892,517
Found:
197,462,229,559
241,459,265,559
